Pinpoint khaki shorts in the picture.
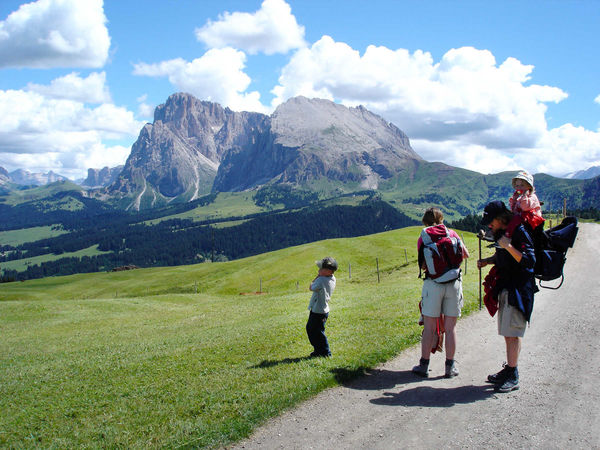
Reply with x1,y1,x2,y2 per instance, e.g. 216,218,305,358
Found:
421,277,463,318
497,289,527,337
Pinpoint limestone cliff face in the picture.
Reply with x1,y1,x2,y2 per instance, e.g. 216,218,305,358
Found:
82,166,123,188
112,93,421,209
213,96,419,191
110,93,267,207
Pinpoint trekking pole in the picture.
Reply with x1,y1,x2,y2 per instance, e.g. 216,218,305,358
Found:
478,231,483,310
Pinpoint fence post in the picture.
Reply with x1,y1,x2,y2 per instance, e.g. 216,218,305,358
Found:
376,258,380,283
195,281,198,294
348,263,351,279
404,248,408,264
259,278,262,293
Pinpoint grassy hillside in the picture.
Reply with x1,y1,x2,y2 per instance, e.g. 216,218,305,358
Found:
0,226,492,448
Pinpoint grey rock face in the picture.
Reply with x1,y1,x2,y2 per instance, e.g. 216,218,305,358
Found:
111,93,268,205
113,93,421,208
213,97,419,191
82,166,123,188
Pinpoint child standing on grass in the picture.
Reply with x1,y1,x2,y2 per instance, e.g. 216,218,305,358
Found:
306,256,337,358
506,170,544,237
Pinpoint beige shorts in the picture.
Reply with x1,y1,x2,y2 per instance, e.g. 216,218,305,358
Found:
497,289,527,337
421,277,463,318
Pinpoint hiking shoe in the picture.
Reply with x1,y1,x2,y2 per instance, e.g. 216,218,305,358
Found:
445,360,459,378
412,358,430,378
495,375,520,393
487,364,511,384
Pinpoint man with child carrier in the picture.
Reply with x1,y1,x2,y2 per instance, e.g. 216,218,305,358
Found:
477,200,537,393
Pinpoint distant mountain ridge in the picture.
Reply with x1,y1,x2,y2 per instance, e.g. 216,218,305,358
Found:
564,166,600,180
7,169,68,186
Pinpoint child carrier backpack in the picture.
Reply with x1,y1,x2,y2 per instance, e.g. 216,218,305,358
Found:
533,216,578,289
418,224,464,283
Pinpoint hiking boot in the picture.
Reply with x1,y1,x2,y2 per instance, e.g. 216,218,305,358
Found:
495,373,520,393
412,358,430,378
445,359,459,378
494,365,519,393
487,363,511,384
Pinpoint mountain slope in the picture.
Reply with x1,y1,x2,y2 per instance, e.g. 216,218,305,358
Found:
565,165,600,179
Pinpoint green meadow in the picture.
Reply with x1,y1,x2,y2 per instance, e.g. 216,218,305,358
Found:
0,226,492,448
0,225,67,247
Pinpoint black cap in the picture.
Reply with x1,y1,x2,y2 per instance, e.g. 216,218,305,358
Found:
316,256,338,271
481,200,508,226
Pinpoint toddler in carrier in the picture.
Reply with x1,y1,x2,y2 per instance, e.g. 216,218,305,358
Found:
505,170,544,238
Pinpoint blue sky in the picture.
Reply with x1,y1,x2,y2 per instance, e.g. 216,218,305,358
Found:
1,0,599,180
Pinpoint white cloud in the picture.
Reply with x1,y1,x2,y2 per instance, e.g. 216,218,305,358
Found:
73,143,130,174
535,124,600,175
195,0,305,55
273,40,559,148
270,37,600,175
0,88,142,178
136,94,154,119
595,94,600,105
26,72,111,103
133,47,268,113
0,0,110,69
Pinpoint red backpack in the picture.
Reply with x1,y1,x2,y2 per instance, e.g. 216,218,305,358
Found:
418,224,464,283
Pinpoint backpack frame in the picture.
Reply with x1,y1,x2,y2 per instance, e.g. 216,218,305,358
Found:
533,216,578,289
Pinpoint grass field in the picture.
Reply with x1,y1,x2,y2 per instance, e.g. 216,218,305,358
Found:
0,225,67,247
144,192,267,225
0,226,493,448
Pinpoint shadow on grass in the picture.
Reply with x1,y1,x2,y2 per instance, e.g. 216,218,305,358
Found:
370,384,496,407
251,356,313,368
331,368,433,389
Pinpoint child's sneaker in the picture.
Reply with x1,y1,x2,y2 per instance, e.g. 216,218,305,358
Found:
412,358,429,378
444,359,459,378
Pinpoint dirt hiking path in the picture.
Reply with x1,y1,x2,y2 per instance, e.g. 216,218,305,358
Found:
233,223,599,449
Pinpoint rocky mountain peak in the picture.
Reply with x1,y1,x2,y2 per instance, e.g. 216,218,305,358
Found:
111,93,421,209
271,96,417,159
